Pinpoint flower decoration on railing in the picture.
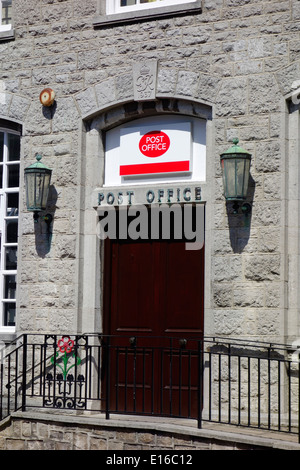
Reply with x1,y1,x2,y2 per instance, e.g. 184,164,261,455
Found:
58,335,75,354
51,335,81,380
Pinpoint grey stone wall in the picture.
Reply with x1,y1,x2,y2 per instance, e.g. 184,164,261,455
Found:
0,0,297,344
0,413,297,450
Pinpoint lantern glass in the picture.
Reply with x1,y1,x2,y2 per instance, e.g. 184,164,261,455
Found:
222,157,250,200
24,155,52,212
220,139,251,202
25,171,51,211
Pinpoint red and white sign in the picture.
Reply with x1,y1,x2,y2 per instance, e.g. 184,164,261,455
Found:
119,122,192,176
139,131,170,158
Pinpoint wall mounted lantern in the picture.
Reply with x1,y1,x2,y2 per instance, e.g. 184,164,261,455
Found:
220,138,252,214
24,154,52,225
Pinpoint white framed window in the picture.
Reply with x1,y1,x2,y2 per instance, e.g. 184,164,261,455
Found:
0,0,12,31
107,0,197,15
0,128,20,332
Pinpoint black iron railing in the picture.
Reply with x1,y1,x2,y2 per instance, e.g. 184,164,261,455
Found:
0,334,300,441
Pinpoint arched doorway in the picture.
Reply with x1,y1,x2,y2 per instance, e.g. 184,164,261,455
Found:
100,112,206,417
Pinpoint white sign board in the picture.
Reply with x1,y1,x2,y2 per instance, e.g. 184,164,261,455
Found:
104,115,206,187
119,122,192,176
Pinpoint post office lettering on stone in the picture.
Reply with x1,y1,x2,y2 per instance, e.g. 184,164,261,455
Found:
97,186,202,207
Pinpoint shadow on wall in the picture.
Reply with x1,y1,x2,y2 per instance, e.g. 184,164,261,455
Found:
42,101,57,120
227,174,255,254
34,184,58,257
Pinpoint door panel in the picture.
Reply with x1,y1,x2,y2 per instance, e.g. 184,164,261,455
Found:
103,212,204,417
110,240,159,333
162,241,204,336
160,349,200,417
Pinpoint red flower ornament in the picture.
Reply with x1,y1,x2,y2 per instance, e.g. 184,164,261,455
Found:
57,336,74,354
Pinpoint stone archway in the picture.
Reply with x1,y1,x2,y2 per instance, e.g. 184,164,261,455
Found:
73,61,219,121
78,92,214,341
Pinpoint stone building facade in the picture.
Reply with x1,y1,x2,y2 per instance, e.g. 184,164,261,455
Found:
1,0,294,344
0,0,300,441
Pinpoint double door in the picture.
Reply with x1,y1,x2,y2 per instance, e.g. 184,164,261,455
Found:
103,213,204,417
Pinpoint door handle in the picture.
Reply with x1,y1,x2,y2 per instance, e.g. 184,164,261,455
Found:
179,338,187,348
129,336,137,347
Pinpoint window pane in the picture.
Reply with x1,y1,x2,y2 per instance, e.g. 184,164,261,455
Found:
8,133,20,161
5,246,17,270
6,192,19,216
4,274,16,299
6,219,18,243
141,0,157,3
121,0,136,5
7,164,19,187
2,0,12,26
0,133,3,162
0,130,19,328
4,302,15,326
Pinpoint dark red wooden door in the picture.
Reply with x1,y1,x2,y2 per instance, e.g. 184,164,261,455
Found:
103,225,204,417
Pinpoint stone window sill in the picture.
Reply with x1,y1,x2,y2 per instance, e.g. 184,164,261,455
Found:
93,1,202,27
0,28,14,41
0,331,16,343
